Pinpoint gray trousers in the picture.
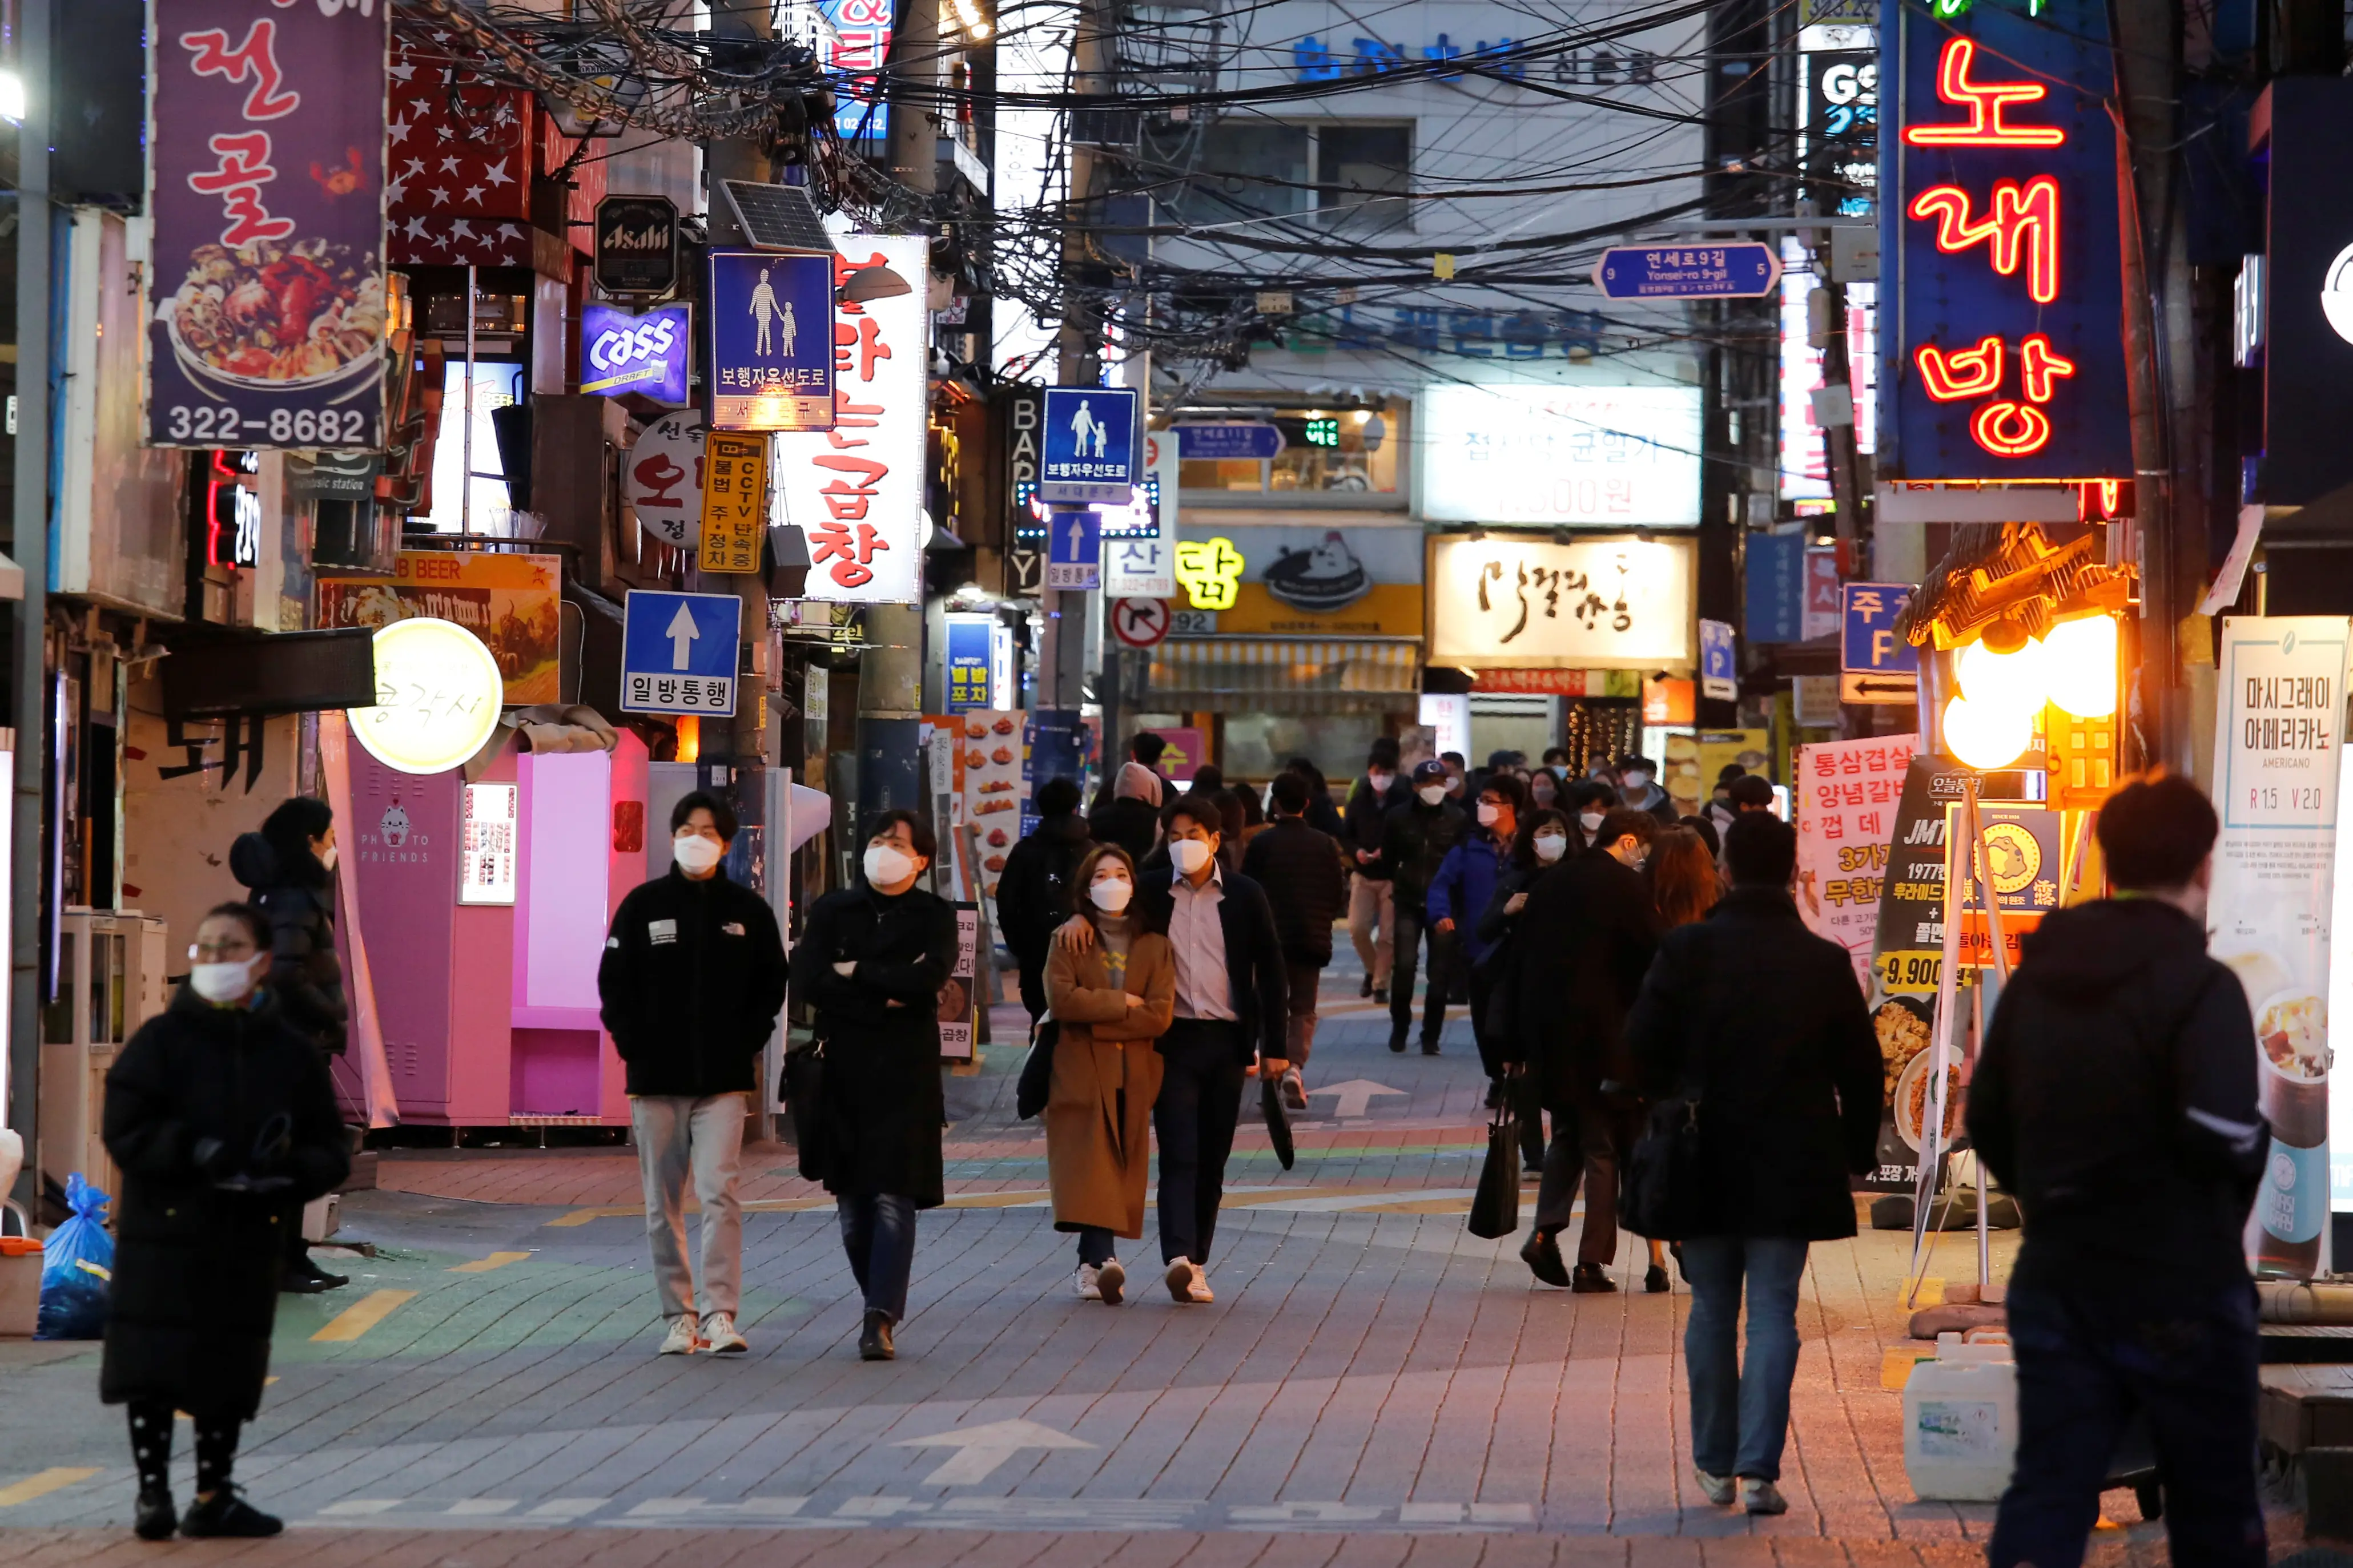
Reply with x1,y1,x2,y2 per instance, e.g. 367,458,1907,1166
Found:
630,1093,746,1320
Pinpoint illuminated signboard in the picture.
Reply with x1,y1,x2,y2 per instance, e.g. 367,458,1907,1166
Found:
1880,2,2130,480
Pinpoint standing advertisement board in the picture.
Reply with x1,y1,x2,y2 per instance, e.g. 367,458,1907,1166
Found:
1864,755,1973,1190
1795,735,1916,988
2210,616,2352,1277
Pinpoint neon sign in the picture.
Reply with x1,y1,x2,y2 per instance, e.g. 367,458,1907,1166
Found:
1900,39,2062,146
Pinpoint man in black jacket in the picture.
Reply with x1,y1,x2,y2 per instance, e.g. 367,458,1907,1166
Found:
1968,776,2268,1568
597,790,789,1357
1058,795,1286,1303
1242,771,1349,1110
1344,738,1402,1002
996,777,1092,1021
1381,759,1469,1054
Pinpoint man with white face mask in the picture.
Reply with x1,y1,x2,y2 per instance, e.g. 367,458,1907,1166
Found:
1378,759,1469,1054
598,791,788,1357
1615,752,1683,828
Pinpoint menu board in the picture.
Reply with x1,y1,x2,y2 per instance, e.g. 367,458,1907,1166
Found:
957,710,1028,912
1795,734,1916,987
1862,755,1973,1191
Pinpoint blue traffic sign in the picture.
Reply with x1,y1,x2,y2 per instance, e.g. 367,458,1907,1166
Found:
621,590,742,716
1175,422,1285,461
1700,618,1737,700
707,250,835,432
1591,243,1781,300
1841,582,1919,676
1046,509,1102,591
1040,386,1140,503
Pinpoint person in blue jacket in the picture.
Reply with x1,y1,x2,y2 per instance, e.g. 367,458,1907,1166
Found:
1427,773,1526,1085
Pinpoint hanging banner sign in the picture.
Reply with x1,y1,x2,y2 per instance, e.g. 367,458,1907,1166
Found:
698,432,770,574
1796,734,1917,989
146,0,388,448
2211,615,2351,1278
707,249,836,432
624,411,705,548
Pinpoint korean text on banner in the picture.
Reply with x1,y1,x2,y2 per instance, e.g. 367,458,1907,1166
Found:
2210,615,2351,1278
316,551,562,704
707,251,835,431
1861,753,1970,1191
699,432,770,574
1795,735,1916,987
777,239,927,604
147,0,388,448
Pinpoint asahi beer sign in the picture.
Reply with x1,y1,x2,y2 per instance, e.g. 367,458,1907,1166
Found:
594,195,678,296
146,0,388,448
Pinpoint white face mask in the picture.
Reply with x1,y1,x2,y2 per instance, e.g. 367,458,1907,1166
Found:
190,956,262,1005
1579,811,1606,834
1089,876,1133,913
1416,784,1446,806
673,833,726,874
1534,833,1569,864
1367,771,1394,795
1623,771,1652,791
864,843,916,887
1168,837,1214,876
315,843,339,873
1475,802,1501,827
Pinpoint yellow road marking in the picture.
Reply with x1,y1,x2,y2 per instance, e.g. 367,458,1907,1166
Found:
546,1206,640,1227
0,1468,101,1507
448,1251,532,1273
311,1289,417,1343
1909,1276,1945,1308
1881,1346,1933,1389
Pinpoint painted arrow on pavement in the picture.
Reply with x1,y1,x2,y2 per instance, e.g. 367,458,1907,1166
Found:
893,1418,1096,1485
1305,1079,1408,1119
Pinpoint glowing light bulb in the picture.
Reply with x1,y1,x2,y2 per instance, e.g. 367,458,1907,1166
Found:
1942,692,2033,771
1954,636,2049,711
2042,615,2118,718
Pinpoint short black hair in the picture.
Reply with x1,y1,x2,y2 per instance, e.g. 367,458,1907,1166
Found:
1190,763,1225,794
1367,736,1401,769
1269,772,1310,814
1285,756,1328,793
671,789,739,841
1594,808,1659,848
1036,776,1082,816
1441,751,1466,770
1687,813,1721,858
1542,747,1570,765
1130,732,1167,766
2097,773,2218,890
1727,774,1776,809
1715,763,1748,785
1163,796,1222,839
1571,779,1618,812
1724,812,1797,886
868,808,938,861
1478,772,1529,815
200,901,271,952
262,796,334,864
1616,754,1656,774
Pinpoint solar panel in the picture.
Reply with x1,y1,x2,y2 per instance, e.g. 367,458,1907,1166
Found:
718,181,834,254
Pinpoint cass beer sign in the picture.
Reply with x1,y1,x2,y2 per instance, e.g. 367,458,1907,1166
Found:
594,195,679,296
581,302,690,404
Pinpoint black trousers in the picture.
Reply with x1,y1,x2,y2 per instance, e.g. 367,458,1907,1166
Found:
1389,904,1454,1045
1152,1019,1246,1265
1531,1098,1644,1267
1018,961,1048,1022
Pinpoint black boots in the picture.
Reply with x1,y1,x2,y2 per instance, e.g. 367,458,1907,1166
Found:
859,1308,896,1361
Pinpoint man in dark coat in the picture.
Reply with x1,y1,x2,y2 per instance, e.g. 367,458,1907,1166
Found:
1615,753,1683,828
1509,806,1659,1291
790,809,960,1361
1242,770,1349,1109
1624,812,1880,1513
103,901,349,1539
996,777,1093,1021
1381,758,1469,1054
599,789,789,1357
1343,738,1403,1002
1967,776,2268,1568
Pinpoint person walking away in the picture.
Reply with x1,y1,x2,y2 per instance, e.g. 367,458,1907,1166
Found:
1509,808,1660,1291
1968,775,2268,1568
1090,761,1163,863
1093,732,1169,811
1242,771,1349,1110
1615,754,1683,827
1044,845,1174,1304
1381,759,1469,1054
598,790,788,1356
1287,757,1348,839
229,796,350,1296
1625,824,1726,1291
1429,775,1524,1086
996,777,1093,1021
102,902,351,1538
792,811,960,1361
1344,739,1402,1001
1623,813,1880,1515
1056,797,1286,1303
1479,807,1574,1155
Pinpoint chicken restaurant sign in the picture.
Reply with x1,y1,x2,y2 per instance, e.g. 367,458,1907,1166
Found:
1426,534,1695,669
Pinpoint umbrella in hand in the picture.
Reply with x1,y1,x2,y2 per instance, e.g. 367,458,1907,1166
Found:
1260,1075,1296,1171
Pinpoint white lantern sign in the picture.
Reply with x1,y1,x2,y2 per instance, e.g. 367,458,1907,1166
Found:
351,618,505,776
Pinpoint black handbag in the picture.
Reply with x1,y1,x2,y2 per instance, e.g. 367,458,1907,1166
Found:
1620,1090,1708,1240
1466,1103,1521,1239
1015,1019,1059,1120
781,1042,830,1182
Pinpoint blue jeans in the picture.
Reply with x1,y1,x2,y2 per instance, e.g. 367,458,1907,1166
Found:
836,1194,917,1323
1988,1273,2264,1568
1680,1235,1809,1480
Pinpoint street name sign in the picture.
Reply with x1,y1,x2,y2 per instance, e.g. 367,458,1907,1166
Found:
1591,244,1780,300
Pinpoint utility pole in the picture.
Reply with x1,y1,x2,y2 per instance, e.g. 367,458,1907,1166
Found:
9,0,52,1207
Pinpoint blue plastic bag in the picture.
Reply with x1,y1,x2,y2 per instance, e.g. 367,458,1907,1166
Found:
37,1174,113,1340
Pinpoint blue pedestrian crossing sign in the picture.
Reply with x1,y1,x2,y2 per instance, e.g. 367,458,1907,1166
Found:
621,590,742,716
1039,386,1139,503
1046,509,1102,591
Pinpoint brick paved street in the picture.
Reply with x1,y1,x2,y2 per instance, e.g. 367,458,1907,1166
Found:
0,970,2300,1563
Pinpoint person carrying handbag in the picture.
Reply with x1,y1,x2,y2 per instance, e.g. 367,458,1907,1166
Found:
1622,812,1880,1516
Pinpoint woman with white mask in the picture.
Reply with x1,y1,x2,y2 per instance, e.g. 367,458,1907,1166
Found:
790,809,959,1361
1476,807,1575,1160
1043,845,1175,1303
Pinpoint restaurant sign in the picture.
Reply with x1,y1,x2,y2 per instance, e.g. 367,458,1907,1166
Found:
1426,534,1694,670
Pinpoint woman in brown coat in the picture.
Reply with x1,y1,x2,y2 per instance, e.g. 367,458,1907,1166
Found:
1044,844,1175,1305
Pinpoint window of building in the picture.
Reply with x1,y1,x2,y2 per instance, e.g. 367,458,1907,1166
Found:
1172,120,1411,233
1178,405,1402,494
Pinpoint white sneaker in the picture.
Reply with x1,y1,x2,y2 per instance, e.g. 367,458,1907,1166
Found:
1095,1259,1125,1306
658,1315,700,1355
1692,1468,1735,1506
1165,1259,1213,1304
1075,1265,1103,1301
1740,1477,1788,1515
702,1311,747,1353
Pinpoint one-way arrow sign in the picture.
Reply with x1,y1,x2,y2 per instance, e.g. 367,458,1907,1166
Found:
1305,1079,1409,1119
665,600,700,670
892,1418,1096,1485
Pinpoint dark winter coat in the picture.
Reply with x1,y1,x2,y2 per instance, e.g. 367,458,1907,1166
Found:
1303,792,1346,842
1624,886,1883,1240
1240,816,1348,965
791,884,959,1207
229,834,348,1055
100,987,349,1418
597,867,789,1098
1427,832,1512,966
996,811,1094,977
1381,797,1470,913
1088,797,1160,864
1132,865,1289,1063
1509,847,1659,1114
1342,776,1402,880
1967,898,2267,1289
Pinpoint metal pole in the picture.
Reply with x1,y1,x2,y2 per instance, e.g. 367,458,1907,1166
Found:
462,262,476,538
9,0,52,1206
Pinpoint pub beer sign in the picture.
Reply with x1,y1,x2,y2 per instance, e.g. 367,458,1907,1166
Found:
594,195,679,296
1880,0,2131,480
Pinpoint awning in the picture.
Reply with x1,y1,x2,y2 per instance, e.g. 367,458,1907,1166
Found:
1142,636,1420,713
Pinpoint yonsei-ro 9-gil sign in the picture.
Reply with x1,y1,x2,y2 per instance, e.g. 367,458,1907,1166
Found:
1880,0,2130,481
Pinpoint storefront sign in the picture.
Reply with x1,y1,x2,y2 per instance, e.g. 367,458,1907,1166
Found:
1419,385,1702,527
1746,531,1805,643
775,239,927,604
146,0,387,449
593,195,678,296
706,249,835,432
1948,801,2062,969
624,411,703,548
1040,386,1140,503
1427,534,1694,669
1804,546,1843,640
1143,725,1206,783
581,303,690,403
458,782,517,905
2254,82,2353,505
1642,677,1695,725
2211,615,2351,1276
1797,735,1916,986
1882,0,2130,479
1700,618,1736,700
944,614,994,711
1175,537,1246,611
1264,530,1373,611
1104,534,1176,598
317,551,561,704
959,710,1027,908
1842,581,1918,675
698,432,770,573
350,618,504,776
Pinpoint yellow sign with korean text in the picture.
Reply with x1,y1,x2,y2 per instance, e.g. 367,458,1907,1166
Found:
699,432,770,574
